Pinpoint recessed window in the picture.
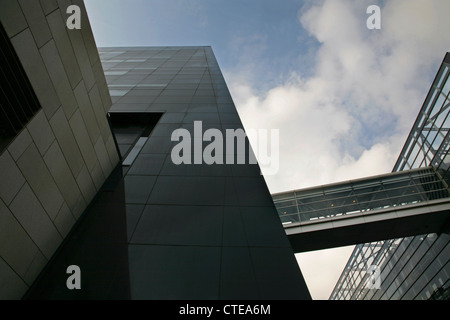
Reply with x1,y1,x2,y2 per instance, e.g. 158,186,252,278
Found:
105,70,128,76
108,112,163,166
109,89,130,97
0,23,41,152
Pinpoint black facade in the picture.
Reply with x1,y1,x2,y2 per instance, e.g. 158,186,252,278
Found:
25,46,311,299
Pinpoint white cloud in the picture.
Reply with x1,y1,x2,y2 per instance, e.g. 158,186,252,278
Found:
228,0,450,193
226,0,450,299
296,246,355,300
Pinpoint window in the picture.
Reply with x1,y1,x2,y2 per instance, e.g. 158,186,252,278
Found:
0,23,41,152
108,112,163,166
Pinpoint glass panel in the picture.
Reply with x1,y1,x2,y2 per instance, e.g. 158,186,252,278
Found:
424,89,438,115
277,205,298,215
408,142,422,166
109,89,130,97
104,70,128,76
297,195,329,212
437,66,449,89
442,76,450,97
433,105,450,131
274,199,297,208
432,94,446,118
432,132,444,152
122,137,148,166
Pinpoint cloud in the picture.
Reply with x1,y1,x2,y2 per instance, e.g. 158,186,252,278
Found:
225,0,450,299
87,0,450,300
228,0,450,195
296,246,355,300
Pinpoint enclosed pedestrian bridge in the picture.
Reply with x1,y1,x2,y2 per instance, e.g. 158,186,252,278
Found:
274,167,450,252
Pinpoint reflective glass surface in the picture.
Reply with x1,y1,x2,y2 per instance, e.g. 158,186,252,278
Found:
26,47,311,300
274,167,449,225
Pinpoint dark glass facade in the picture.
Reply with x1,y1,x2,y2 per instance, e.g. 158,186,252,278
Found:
25,46,311,300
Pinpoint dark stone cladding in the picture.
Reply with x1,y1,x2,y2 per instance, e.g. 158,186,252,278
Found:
25,46,311,300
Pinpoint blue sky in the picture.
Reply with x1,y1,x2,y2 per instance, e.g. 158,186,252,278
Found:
84,0,450,299
85,0,319,91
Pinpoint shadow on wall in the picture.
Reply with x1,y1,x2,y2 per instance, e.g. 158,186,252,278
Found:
23,166,131,299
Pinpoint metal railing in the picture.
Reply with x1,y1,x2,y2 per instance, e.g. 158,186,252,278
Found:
273,167,450,226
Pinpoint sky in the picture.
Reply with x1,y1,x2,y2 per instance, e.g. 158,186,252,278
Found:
84,0,450,299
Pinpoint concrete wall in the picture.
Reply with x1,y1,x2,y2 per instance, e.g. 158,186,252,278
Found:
0,0,119,299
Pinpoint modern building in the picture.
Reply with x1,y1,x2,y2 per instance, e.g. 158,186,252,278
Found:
0,1,310,299
2,0,447,301
272,53,450,300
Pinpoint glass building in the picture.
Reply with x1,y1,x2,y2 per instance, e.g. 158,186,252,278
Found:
21,45,311,299
328,53,450,300
0,2,310,299
1,0,447,301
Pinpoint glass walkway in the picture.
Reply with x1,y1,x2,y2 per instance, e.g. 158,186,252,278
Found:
274,166,450,227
